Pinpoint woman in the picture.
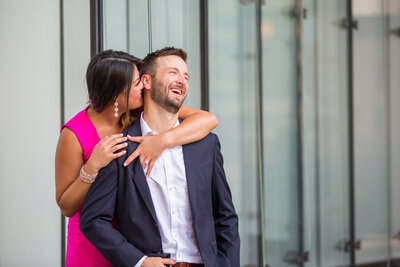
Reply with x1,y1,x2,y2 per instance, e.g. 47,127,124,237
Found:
55,50,218,267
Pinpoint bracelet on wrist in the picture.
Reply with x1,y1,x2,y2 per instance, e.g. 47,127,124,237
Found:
79,165,98,183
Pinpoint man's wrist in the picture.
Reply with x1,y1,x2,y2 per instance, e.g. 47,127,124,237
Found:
134,255,147,267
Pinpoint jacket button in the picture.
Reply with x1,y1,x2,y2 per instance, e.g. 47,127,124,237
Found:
154,223,158,228
157,249,163,253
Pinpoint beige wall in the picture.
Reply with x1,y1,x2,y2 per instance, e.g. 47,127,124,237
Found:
0,0,61,266
0,0,91,266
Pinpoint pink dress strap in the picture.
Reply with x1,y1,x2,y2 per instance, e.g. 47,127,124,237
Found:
61,107,111,267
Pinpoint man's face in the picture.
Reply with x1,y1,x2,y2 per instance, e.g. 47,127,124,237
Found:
150,55,189,114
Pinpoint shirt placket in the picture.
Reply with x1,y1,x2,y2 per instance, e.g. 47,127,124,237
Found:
165,149,179,259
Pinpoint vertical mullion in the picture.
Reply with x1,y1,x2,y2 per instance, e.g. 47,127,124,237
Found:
59,0,65,266
384,0,392,264
255,0,266,266
346,0,356,265
295,0,305,266
200,0,209,111
90,0,103,57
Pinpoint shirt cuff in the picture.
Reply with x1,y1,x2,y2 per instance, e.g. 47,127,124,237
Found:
134,256,147,267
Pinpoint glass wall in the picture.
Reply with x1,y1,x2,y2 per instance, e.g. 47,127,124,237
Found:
101,0,400,266
208,1,260,265
103,0,201,109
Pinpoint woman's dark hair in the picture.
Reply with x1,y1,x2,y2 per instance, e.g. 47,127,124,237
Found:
86,50,143,130
86,50,142,112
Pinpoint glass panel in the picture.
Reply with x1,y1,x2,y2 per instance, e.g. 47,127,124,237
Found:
103,0,201,108
261,1,299,266
353,0,390,264
302,1,351,266
149,0,201,108
103,0,130,52
209,0,260,266
389,0,400,261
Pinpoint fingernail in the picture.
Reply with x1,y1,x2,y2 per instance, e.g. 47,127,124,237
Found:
127,134,131,137
124,162,128,166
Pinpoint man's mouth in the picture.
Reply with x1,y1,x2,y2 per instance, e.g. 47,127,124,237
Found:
171,87,183,96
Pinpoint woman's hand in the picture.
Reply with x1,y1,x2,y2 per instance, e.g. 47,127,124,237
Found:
124,134,170,177
85,133,128,174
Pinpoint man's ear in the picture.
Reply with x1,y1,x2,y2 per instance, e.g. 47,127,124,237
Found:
141,74,152,90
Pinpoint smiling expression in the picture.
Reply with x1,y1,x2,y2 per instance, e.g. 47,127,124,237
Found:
150,55,189,114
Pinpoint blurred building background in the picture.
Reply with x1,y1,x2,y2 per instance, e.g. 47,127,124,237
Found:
1,0,399,266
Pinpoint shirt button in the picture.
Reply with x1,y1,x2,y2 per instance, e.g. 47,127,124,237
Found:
172,210,176,214
168,187,173,192
173,233,177,238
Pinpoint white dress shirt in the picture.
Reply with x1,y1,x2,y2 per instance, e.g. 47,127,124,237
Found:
134,113,203,267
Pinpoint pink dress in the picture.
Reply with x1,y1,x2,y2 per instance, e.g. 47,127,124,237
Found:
61,107,112,267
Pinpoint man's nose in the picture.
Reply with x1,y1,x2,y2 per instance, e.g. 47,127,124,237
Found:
177,74,187,85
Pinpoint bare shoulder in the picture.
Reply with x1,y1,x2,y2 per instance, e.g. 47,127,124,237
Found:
57,127,83,155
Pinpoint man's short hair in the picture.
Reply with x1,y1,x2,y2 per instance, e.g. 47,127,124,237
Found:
140,47,187,77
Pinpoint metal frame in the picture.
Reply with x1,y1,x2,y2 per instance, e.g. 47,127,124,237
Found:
295,0,305,265
346,0,356,265
59,1,66,266
200,0,209,111
255,0,266,266
90,0,103,57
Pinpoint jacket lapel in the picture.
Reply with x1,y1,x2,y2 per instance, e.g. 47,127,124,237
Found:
182,143,198,222
127,121,158,223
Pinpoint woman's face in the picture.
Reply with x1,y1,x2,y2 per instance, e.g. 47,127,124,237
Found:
119,64,143,111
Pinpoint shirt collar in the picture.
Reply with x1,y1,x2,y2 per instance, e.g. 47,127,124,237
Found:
140,112,180,136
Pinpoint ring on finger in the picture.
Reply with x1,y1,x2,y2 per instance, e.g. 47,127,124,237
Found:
144,160,149,165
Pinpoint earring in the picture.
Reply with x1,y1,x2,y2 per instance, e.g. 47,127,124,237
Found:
114,99,119,118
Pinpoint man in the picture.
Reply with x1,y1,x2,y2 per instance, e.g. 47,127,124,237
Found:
80,47,240,267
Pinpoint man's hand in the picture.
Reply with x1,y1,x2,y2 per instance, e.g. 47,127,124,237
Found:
141,257,176,267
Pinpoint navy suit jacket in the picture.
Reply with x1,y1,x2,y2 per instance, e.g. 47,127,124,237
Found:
80,119,240,267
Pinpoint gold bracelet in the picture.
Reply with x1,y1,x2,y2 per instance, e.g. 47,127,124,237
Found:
79,165,98,183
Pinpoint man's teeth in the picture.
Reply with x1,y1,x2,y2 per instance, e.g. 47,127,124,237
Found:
171,89,182,95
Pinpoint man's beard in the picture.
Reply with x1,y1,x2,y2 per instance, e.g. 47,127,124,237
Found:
151,80,185,114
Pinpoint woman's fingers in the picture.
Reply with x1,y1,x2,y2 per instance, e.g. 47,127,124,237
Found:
145,160,154,178
124,148,140,166
111,142,128,152
108,136,128,147
113,149,127,158
127,135,143,143
103,133,125,145
140,156,148,170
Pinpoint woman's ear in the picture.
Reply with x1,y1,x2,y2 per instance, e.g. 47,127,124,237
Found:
141,74,151,90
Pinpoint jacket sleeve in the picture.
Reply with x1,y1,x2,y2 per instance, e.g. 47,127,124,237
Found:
211,135,241,267
79,159,145,267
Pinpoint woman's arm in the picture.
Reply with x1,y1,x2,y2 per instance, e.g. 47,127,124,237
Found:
125,106,218,176
55,129,127,217
55,128,90,217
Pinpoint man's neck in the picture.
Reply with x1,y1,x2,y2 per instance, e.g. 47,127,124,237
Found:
142,101,179,133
